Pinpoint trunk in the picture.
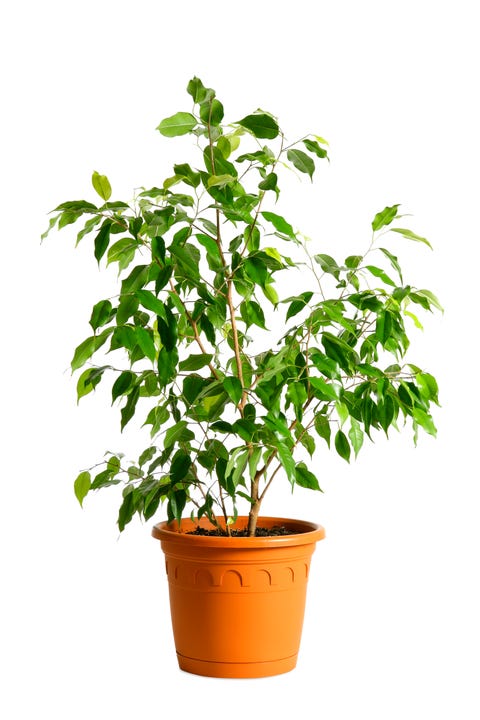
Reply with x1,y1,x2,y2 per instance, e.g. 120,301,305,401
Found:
247,499,262,537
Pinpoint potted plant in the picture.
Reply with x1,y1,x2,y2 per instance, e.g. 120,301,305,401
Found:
43,76,441,678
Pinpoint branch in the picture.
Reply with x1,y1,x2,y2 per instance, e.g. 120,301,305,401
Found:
168,281,221,381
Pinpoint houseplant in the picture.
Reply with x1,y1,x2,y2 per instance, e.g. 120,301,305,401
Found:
43,76,441,677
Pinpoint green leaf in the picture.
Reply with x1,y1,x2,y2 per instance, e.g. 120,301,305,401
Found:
94,327,114,352
309,376,339,401
258,172,279,193
199,218,218,236
90,469,122,491
416,372,439,405
217,136,233,159
118,488,136,532
170,243,201,280
76,366,106,402
404,310,423,329
372,204,400,231
390,227,432,249
365,265,396,287
345,255,363,269
89,299,113,330
357,363,384,379
285,292,313,321
348,291,383,313
138,447,156,467
225,448,249,489
262,283,279,306
286,382,308,420
41,214,60,241
210,420,233,434
164,420,195,448
196,233,223,271
71,336,96,372
74,471,91,507
335,430,351,462
168,489,188,524
244,256,268,287
200,390,228,422
240,300,266,329
335,401,349,426
92,171,112,202
303,138,328,159
273,440,296,487
376,310,393,345
223,376,243,405
155,265,174,293
207,174,236,188
414,289,444,312
170,451,192,483
136,289,167,320
248,446,262,481
199,313,216,344
379,247,403,283
58,210,82,230
348,417,364,458
112,371,135,403
157,305,178,352
116,295,139,325
200,98,224,126
297,426,316,457
157,112,197,137
134,326,156,363
94,221,112,263
75,216,102,246
412,407,437,437
157,347,178,388
120,385,140,431
261,211,296,240
187,76,208,104
179,353,213,371
287,149,315,180
310,351,340,379
378,394,395,433
295,462,321,491
144,404,169,437
202,147,238,178
259,413,289,444
314,414,331,447
173,163,201,188
237,112,279,139
321,332,355,372
55,200,98,212
107,237,137,270
314,253,341,279
143,482,167,521
121,265,150,295
263,247,284,265
236,149,275,164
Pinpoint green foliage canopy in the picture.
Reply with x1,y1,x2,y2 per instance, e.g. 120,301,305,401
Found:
44,76,441,535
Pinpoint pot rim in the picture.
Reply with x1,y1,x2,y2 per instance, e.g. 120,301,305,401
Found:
151,515,326,548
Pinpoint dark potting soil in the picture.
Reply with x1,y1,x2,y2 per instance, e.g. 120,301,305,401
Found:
188,525,295,537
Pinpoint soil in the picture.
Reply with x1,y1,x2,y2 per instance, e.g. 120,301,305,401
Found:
188,525,295,537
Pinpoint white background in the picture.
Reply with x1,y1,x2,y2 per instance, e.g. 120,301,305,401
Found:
1,1,479,717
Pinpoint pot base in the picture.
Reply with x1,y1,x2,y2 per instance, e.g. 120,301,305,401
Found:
177,652,297,679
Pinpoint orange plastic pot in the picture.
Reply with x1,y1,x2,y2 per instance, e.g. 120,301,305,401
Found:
151,516,325,678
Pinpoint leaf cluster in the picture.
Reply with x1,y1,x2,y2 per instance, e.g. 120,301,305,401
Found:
45,76,441,534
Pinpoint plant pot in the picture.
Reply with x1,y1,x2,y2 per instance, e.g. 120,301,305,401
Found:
151,516,325,678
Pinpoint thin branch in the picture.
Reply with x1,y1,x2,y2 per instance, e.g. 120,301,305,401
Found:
168,280,221,381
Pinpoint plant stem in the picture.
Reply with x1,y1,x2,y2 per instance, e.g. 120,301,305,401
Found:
168,280,221,381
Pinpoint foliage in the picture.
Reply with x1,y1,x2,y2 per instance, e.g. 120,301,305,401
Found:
44,76,441,535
